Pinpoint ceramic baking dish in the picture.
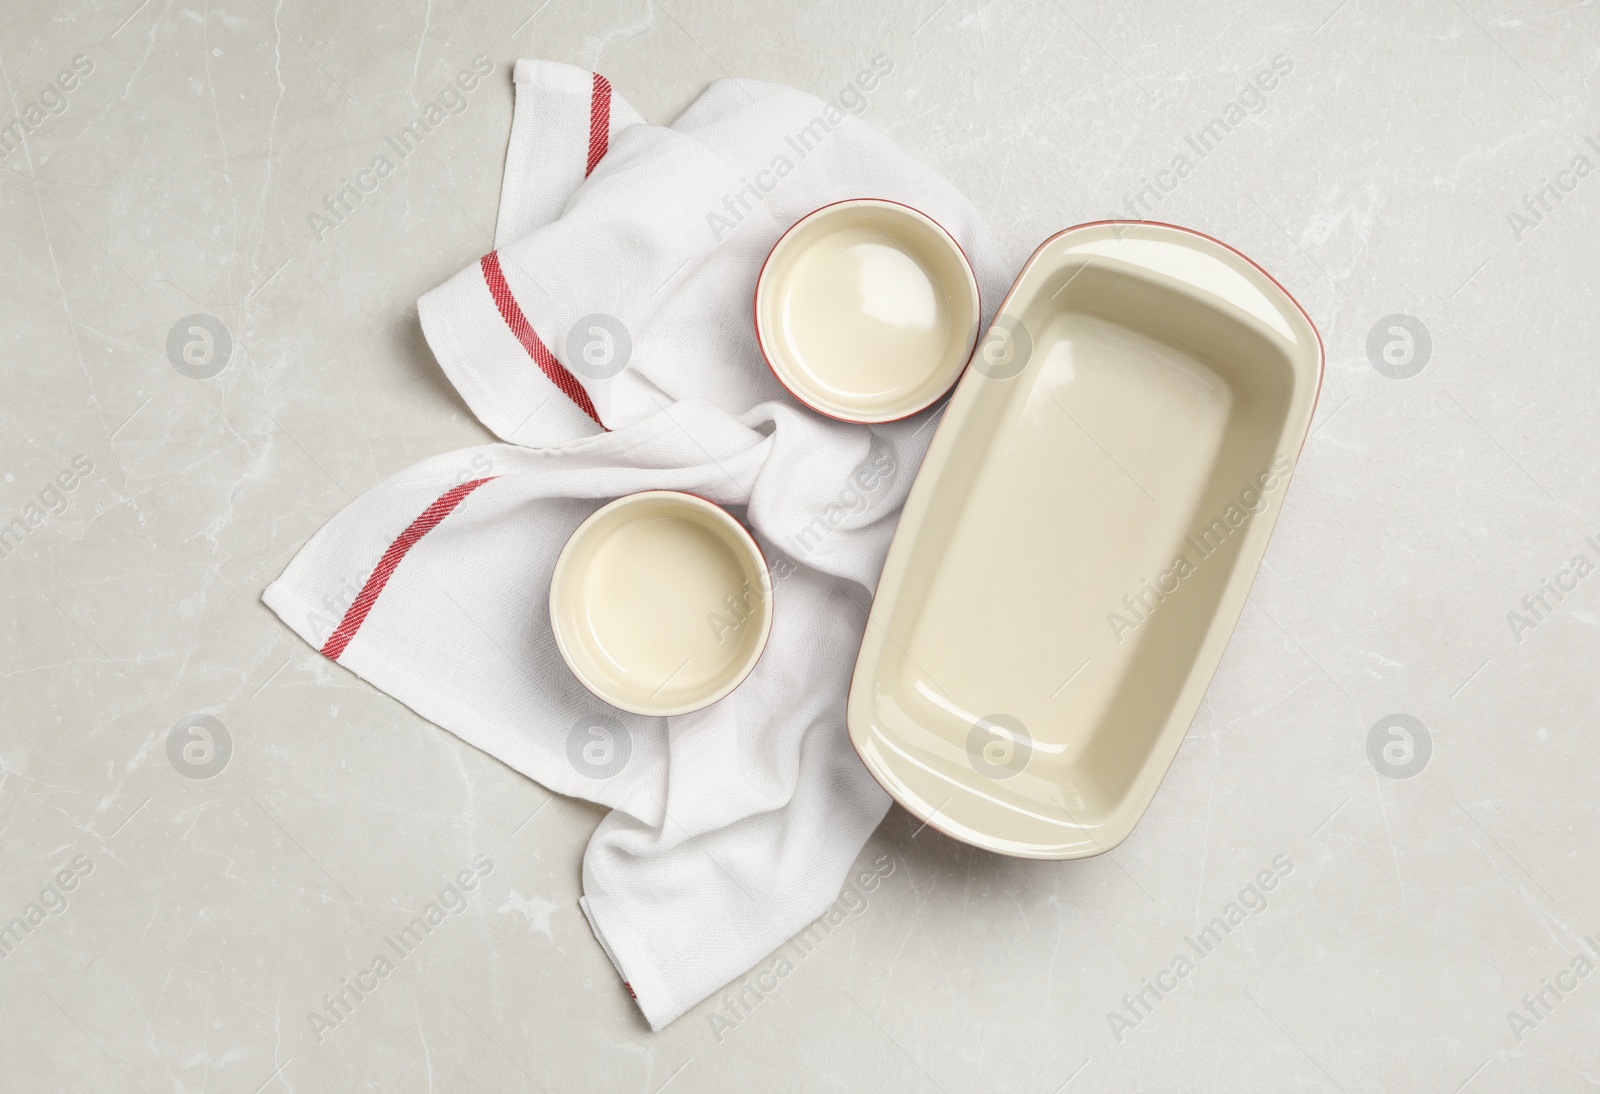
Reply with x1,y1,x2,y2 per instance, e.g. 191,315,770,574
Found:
847,221,1322,859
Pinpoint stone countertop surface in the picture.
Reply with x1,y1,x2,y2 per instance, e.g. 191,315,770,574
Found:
3,0,1598,1090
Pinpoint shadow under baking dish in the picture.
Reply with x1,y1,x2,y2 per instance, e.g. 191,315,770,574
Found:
549,492,772,717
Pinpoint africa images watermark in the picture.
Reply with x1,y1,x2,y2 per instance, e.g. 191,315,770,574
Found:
1106,454,1293,643
167,714,233,780
708,574,768,645
707,53,896,242
0,854,95,961
1121,54,1294,221
1504,531,1600,644
780,440,897,561
706,441,899,645
1106,852,1294,1042
0,454,96,564
705,853,896,1042
1506,934,1600,1043
307,56,495,242
0,54,94,164
567,712,632,780
306,853,495,1043
167,314,233,380
1367,713,1431,780
1505,129,1600,243
1366,314,1431,380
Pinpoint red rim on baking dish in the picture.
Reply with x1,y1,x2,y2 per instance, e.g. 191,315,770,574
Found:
754,198,982,424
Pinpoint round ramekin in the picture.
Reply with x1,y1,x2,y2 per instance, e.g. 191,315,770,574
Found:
549,491,772,717
754,198,981,423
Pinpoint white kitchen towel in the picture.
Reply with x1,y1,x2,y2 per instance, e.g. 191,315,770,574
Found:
264,57,1007,1030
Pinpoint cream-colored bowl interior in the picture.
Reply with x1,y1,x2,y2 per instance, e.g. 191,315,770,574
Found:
756,199,981,423
549,491,772,717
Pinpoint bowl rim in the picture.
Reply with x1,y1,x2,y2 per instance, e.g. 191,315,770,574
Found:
753,197,983,425
548,489,773,717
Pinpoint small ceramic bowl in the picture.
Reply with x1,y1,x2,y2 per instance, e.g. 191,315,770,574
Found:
549,491,772,717
755,198,981,423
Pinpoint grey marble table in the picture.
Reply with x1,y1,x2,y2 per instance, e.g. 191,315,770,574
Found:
2,0,1597,1090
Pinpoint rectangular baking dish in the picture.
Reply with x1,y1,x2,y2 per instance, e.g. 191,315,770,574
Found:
847,221,1323,859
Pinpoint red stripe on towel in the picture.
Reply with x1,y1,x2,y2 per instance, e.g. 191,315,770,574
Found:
586,73,612,176
479,251,605,428
320,477,496,661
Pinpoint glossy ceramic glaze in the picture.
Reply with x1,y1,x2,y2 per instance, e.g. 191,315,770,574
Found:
755,198,981,423
550,491,772,716
847,221,1323,859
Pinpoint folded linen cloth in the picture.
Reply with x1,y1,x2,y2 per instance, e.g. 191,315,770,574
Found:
264,58,1006,1029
